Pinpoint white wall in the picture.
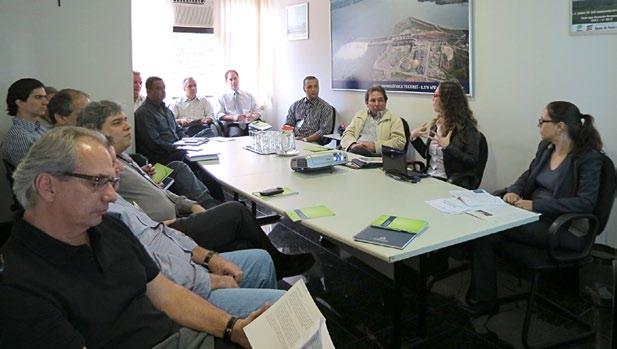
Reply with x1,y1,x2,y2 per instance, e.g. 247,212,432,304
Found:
0,0,133,221
272,0,617,246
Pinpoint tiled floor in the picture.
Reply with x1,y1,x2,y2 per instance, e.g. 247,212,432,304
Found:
264,216,614,348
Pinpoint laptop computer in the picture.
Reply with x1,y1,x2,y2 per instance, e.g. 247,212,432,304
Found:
381,145,427,182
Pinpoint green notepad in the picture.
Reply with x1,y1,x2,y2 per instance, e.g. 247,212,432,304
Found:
370,215,428,234
304,144,330,152
286,205,335,222
252,187,298,199
151,163,174,184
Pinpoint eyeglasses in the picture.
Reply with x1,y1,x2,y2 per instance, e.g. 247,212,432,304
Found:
537,118,559,126
62,172,120,191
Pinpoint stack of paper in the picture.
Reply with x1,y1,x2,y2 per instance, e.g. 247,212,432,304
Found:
173,137,208,146
426,189,506,215
244,279,334,349
249,120,273,131
185,149,219,162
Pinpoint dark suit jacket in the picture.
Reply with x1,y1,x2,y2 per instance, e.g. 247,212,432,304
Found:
507,140,603,218
411,124,481,188
135,99,187,164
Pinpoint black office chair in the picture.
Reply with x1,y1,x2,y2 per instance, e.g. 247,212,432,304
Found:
319,107,336,145
612,253,617,349
494,154,616,348
3,159,21,213
448,131,488,190
400,117,411,153
409,131,488,190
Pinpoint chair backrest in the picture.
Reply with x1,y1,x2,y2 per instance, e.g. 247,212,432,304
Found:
400,118,411,152
593,154,616,235
329,107,336,135
472,131,489,189
2,159,21,212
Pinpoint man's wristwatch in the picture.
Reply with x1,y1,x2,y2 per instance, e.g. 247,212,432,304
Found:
202,250,218,267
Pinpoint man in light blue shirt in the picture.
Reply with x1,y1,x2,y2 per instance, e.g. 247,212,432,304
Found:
108,146,284,317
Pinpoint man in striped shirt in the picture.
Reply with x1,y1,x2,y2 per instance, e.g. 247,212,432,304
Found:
1,78,49,167
284,76,334,143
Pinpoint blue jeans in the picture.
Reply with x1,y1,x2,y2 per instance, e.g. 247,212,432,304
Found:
207,249,285,317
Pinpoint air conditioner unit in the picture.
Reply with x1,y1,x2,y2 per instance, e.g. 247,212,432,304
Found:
173,0,213,28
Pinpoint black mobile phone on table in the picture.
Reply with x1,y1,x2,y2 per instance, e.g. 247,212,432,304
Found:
259,187,284,196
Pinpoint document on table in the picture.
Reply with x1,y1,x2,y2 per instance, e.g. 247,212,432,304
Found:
427,189,507,214
286,205,335,222
449,189,505,207
244,279,335,349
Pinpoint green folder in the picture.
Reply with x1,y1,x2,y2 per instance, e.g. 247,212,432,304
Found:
370,215,428,234
286,205,335,222
304,144,330,152
151,163,174,184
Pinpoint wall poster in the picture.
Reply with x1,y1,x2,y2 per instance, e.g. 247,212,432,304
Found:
330,0,472,95
570,0,617,34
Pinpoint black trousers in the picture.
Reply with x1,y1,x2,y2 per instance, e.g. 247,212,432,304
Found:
168,201,277,254
469,216,586,303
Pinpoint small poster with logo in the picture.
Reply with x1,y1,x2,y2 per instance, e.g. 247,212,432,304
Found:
570,0,617,35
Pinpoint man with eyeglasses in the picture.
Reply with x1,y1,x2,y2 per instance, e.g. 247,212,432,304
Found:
0,126,264,348
77,100,315,278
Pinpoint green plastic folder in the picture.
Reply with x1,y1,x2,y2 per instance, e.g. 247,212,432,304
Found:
252,187,298,199
370,215,428,234
286,205,335,222
304,145,330,152
151,163,174,184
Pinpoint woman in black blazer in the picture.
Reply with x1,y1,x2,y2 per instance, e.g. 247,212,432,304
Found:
466,101,604,315
410,80,481,189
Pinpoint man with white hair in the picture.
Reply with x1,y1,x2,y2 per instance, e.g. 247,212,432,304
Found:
171,77,219,137
0,126,264,348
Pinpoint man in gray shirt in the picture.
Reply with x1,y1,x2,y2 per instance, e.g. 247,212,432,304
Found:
107,144,284,317
284,76,334,143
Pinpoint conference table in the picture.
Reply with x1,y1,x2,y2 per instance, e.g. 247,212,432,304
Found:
196,137,539,348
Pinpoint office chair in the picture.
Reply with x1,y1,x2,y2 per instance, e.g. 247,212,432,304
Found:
400,117,411,153
409,131,488,190
494,154,616,348
448,131,488,190
3,159,21,213
612,253,617,349
319,107,336,145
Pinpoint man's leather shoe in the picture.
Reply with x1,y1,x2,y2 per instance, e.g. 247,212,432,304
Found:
276,253,315,278
459,301,499,318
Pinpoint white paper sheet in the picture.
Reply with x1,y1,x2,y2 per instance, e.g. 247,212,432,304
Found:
244,279,335,349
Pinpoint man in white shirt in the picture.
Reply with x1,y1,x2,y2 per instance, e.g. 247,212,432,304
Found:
171,77,218,138
216,70,261,137
133,71,146,112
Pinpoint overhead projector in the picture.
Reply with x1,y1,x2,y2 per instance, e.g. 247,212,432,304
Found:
290,151,348,172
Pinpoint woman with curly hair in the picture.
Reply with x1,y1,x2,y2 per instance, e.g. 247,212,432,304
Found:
410,80,482,189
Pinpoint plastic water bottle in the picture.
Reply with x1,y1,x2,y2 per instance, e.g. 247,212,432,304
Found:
281,125,296,152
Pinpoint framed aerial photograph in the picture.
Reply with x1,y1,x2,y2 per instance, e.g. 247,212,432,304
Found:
287,3,309,40
331,0,473,95
570,0,617,35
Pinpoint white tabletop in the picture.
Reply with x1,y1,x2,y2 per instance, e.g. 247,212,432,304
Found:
198,138,539,263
